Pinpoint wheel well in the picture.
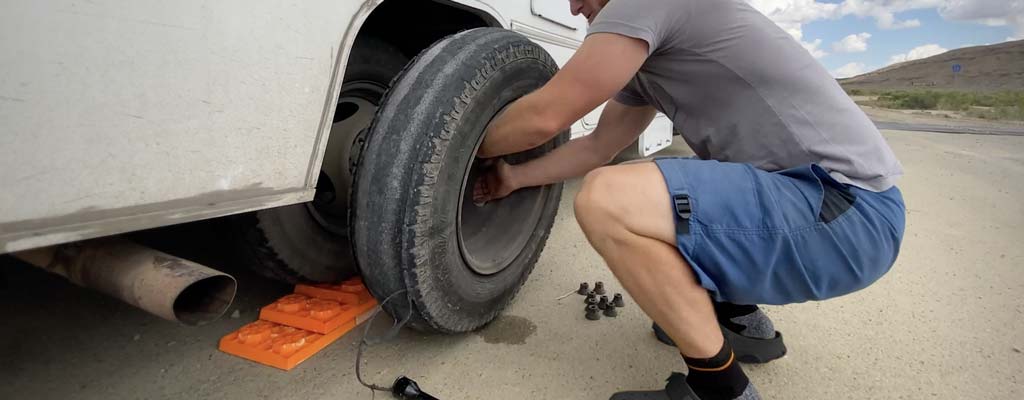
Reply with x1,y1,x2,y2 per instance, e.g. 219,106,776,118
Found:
355,0,499,61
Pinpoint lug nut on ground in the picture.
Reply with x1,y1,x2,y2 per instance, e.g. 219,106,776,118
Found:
612,293,625,308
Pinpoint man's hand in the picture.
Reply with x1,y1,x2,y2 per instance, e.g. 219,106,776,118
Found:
473,101,657,201
472,158,519,204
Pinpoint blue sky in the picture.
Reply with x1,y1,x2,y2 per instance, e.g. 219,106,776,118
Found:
745,0,1022,77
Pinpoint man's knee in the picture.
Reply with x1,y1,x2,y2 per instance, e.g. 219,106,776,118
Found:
574,166,628,232
576,163,678,246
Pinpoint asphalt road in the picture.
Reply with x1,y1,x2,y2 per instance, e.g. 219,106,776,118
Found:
2,129,1022,399
874,121,1024,136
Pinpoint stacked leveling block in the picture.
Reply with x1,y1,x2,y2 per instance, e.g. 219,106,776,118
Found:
219,277,378,370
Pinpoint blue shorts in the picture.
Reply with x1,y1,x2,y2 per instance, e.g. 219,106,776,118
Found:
653,158,906,305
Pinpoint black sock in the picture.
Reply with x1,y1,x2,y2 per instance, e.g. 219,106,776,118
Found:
713,301,759,335
683,341,749,400
713,301,758,320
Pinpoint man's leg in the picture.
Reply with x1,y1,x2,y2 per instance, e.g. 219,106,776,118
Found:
574,163,721,357
574,163,756,399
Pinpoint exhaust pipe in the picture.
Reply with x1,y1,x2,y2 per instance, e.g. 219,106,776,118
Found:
13,237,237,326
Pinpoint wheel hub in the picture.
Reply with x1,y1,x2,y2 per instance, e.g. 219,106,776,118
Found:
456,150,548,275
307,81,385,234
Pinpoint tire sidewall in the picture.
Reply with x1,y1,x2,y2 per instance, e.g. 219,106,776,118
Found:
353,28,567,332
408,59,560,324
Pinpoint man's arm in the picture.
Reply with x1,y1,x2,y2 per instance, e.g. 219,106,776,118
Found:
511,101,657,188
476,33,649,158
473,101,657,203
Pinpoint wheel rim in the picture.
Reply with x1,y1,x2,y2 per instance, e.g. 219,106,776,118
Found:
307,81,386,235
456,124,549,276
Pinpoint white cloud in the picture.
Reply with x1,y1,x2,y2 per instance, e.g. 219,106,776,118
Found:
744,1,836,57
741,0,919,60
888,43,948,64
802,38,829,58
837,0,940,29
740,0,1023,63
745,0,1023,37
833,62,869,78
746,0,840,40
892,18,922,28
939,0,1024,39
833,32,873,52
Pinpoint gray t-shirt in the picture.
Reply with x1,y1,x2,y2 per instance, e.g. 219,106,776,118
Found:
588,0,903,191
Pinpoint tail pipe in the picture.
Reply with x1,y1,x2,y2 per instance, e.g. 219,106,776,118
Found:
13,237,237,325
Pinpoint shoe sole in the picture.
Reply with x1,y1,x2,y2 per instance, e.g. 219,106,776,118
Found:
652,323,787,364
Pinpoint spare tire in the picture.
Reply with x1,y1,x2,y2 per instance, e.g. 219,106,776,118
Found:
351,28,567,333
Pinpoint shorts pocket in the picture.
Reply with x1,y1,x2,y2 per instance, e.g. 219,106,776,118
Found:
810,165,857,224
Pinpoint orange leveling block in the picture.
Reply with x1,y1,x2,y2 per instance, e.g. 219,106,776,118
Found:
219,277,379,370
259,292,378,334
218,319,353,370
294,277,375,306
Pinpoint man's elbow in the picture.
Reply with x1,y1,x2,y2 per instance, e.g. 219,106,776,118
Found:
525,107,570,147
575,133,619,168
507,87,576,150
525,122,561,149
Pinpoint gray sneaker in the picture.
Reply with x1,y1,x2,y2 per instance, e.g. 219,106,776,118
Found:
652,310,787,363
609,372,762,400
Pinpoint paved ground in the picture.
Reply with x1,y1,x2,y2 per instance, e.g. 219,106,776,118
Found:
856,100,1024,132
873,121,1024,136
2,130,1022,400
